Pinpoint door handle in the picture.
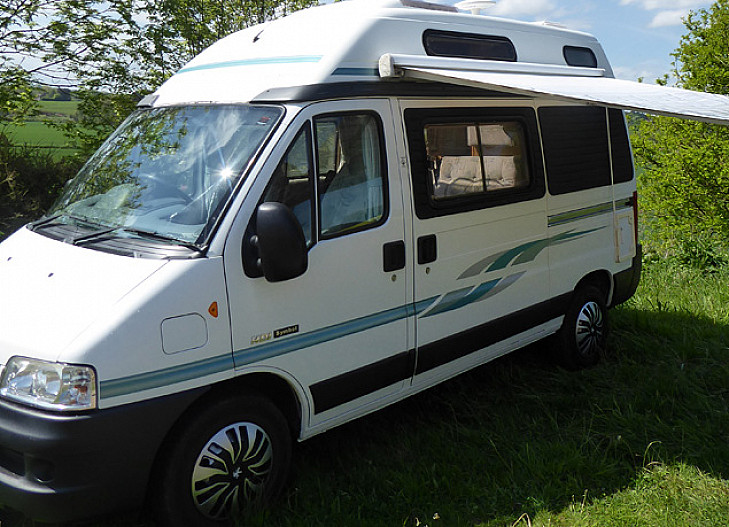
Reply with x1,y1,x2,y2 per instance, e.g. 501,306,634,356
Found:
418,234,437,265
383,241,406,272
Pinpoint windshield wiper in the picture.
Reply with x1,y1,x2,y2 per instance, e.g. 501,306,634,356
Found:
67,224,203,253
72,227,120,246
119,227,203,253
28,214,63,231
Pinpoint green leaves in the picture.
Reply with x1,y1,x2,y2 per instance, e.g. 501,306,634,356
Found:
632,0,729,268
1,0,318,155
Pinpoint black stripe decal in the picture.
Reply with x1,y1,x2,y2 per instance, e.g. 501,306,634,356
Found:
309,293,572,413
310,350,415,414
415,293,571,374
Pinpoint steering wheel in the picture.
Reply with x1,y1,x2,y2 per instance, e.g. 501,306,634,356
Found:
137,173,192,204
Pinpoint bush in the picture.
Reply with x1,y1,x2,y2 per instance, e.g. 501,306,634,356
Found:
0,133,81,240
641,226,729,272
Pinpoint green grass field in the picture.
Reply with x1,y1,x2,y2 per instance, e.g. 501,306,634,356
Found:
36,100,79,118
73,260,728,527
0,100,79,156
0,121,70,148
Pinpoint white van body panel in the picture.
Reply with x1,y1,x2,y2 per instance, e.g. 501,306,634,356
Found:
0,228,236,409
79,257,234,408
0,228,166,363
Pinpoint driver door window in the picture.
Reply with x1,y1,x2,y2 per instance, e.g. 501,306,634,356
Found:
262,112,387,244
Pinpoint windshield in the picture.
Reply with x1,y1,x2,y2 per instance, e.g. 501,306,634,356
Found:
47,105,283,246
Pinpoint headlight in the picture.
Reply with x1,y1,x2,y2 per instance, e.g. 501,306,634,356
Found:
0,357,97,411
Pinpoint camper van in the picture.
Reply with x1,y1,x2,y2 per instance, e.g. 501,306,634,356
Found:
1,0,728,524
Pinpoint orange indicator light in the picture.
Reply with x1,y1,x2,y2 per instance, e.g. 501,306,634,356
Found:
208,302,219,318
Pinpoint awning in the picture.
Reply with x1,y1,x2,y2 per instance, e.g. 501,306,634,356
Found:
379,54,729,125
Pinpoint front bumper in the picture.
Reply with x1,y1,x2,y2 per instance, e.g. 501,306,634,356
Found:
0,388,206,523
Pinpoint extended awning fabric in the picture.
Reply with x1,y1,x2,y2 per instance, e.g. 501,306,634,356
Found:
381,59,729,125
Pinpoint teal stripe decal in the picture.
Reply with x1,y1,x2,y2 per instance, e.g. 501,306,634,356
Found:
100,353,234,399
332,67,379,77
99,298,437,400
178,55,323,74
99,224,610,400
458,228,604,280
233,299,435,368
420,272,527,319
421,280,498,318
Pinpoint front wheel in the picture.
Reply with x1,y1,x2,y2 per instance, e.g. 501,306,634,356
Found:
555,285,608,369
152,394,292,527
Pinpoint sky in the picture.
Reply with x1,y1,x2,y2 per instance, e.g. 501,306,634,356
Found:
435,0,713,81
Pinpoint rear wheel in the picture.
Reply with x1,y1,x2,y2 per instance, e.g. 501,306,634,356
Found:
152,394,292,527
555,285,608,369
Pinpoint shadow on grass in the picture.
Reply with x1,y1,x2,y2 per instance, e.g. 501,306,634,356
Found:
257,302,729,526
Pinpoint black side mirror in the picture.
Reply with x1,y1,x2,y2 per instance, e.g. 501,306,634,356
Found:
253,202,308,282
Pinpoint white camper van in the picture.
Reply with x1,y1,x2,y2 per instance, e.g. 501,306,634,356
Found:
1,0,729,524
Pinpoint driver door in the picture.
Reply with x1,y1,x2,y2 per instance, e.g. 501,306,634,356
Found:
223,99,412,432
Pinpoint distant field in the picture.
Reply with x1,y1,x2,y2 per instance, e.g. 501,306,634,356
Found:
36,100,79,116
1,121,70,147
1,100,78,157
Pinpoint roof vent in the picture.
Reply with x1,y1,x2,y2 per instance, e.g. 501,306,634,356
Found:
455,1,496,15
400,0,458,12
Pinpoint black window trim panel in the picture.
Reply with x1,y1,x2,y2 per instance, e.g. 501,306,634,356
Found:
608,108,635,184
539,106,634,196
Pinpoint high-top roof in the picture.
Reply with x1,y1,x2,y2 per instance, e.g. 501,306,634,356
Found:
152,0,611,106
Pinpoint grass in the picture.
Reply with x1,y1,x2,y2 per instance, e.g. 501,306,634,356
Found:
36,100,79,119
66,260,729,527
0,100,79,159
0,121,69,148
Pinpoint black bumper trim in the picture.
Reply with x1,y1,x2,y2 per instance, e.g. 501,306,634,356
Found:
0,387,207,523
611,244,643,307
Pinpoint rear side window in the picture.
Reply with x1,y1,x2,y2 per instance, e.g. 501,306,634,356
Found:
539,106,612,195
405,107,544,219
563,46,598,68
423,30,517,62
425,122,530,199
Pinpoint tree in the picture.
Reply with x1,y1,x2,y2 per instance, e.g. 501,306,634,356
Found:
632,0,729,266
1,0,318,153
58,0,319,157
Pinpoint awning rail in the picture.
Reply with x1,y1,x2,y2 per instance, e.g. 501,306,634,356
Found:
379,53,729,125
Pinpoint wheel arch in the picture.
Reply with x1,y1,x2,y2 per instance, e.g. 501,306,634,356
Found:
574,269,612,304
200,369,307,441
145,369,306,514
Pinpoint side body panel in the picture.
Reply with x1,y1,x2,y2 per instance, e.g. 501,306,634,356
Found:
539,103,637,301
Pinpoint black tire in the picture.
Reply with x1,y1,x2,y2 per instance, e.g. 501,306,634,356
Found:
555,285,608,369
152,394,292,527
